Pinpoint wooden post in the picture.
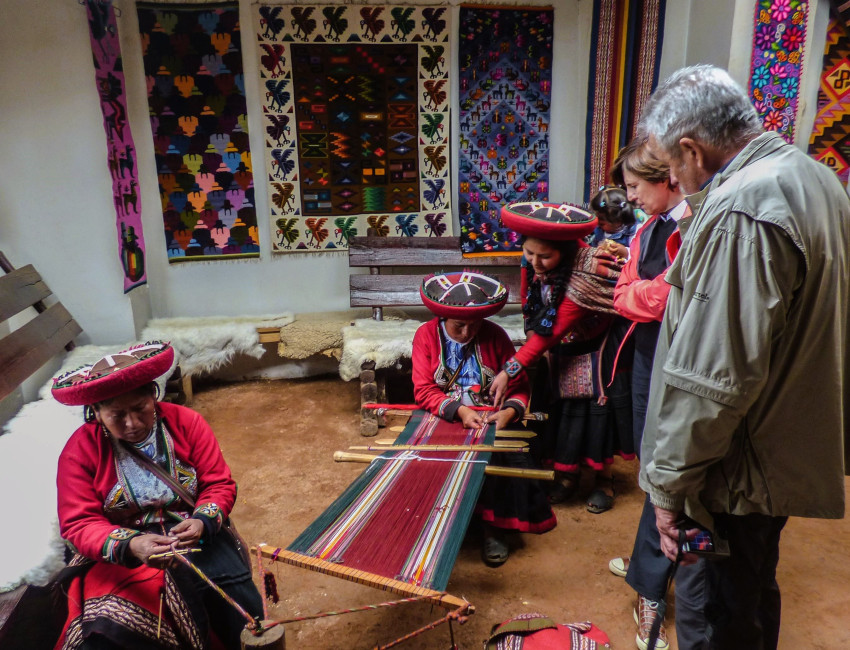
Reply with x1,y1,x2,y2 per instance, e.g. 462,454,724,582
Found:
359,360,379,436
240,621,285,649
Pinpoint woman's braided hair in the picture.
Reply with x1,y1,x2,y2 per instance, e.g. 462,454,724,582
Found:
522,238,578,336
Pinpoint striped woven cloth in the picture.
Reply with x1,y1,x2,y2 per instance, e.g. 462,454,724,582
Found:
288,411,493,591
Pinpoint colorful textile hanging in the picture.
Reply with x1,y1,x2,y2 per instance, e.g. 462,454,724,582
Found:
457,6,553,255
747,0,809,145
288,411,492,591
256,5,452,252
137,3,259,262
583,0,666,201
808,19,850,182
85,0,147,292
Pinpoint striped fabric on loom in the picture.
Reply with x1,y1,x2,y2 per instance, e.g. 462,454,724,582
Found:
288,411,493,591
583,0,666,201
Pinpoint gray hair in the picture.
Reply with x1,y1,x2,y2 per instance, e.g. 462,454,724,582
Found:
640,64,762,156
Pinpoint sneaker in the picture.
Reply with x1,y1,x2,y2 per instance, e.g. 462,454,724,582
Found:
608,556,630,577
633,595,669,650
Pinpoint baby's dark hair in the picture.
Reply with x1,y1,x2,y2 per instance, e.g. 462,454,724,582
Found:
590,186,636,227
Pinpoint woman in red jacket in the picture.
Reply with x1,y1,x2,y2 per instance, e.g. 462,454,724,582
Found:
52,342,262,650
489,203,633,513
413,270,556,566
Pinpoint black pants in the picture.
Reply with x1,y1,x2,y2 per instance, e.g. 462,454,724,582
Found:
698,512,786,650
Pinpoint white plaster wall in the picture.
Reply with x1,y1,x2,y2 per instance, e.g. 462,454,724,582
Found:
0,0,829,355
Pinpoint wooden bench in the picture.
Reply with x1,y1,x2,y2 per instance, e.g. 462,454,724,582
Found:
348,235,522,320
0,250,82,649
347,236,523,435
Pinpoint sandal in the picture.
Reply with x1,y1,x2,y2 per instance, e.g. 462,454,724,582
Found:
548,472,579,504
483,534,510,566
586,476,616,514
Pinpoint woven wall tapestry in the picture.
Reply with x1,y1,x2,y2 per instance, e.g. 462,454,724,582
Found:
137,3,259,262
748,0,809,145
457,5,553,255
808,19,850,182
256,5,452,252
583,0,666,201
86,0,147,292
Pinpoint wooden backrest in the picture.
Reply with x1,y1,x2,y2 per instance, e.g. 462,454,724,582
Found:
0,252,81,403
348,236,523,309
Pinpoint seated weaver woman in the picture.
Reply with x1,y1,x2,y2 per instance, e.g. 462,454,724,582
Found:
412,271,556,566
51,341,263,650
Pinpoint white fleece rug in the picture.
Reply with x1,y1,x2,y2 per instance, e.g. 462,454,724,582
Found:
141,313,294,377
337,313,526,382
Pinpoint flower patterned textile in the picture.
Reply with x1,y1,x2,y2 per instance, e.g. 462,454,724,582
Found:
747,0,809,144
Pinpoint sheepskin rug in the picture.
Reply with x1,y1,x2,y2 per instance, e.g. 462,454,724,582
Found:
337,312,526,382
142,313,293,377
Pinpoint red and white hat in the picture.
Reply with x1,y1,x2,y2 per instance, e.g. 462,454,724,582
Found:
51,341,175,406
420,270,508,320
501,202,597,241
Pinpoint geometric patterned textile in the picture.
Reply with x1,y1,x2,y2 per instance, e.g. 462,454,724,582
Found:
808,19,850,183
583,0,666,202
256,5,452,252
457,5,554,255
747,0,809,145
137,3,260,263
288,411,493,590
85,0,147,292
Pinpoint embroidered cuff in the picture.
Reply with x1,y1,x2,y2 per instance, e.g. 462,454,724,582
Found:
503,357,522,378
192,502,224,538
102,527,141,565
503,399,526,421
441,399,462,423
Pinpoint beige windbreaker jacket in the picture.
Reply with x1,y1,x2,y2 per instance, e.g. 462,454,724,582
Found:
640,132,850,529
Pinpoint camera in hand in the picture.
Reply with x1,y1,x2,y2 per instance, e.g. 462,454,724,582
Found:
681,528,730,559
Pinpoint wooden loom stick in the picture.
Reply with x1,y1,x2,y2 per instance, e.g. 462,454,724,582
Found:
373,407,548,421
252,545,474,614
372,438,528,449
349,444,526,453
333,450,555,481
386,425,537,439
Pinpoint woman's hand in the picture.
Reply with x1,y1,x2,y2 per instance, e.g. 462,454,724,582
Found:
457,405,485,430
129,533,177,568
488,370,510,410
486,407,517,430
599,240,628,260
170,518,205,549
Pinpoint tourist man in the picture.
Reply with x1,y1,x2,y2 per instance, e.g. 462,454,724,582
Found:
638,64,850,648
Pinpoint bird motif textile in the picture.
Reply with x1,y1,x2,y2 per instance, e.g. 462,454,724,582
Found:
256,4,453,252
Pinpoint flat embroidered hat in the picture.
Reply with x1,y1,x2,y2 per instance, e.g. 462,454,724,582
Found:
51,341,175,406
501,202,597,240
420,270,508,320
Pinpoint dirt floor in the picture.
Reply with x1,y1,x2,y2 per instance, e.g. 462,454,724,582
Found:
192,375,850,650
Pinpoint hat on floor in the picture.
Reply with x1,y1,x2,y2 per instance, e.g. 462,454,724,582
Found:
420,270,508,320
501,202,597,240
52,341,174,406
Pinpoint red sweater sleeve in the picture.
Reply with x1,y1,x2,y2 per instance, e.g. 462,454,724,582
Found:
612,233,671,323
412,320,459,419
514,297,590,368
485,320,530,413
57,426,122,561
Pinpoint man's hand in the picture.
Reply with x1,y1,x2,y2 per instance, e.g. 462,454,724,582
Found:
129,533,177,568
486,407,517,430
457,405,485,429
170,517,205,549
653,505,701,565
488,370,510,410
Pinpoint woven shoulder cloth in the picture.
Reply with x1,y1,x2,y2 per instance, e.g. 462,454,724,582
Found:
564,248,622,315
485,613,611,649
